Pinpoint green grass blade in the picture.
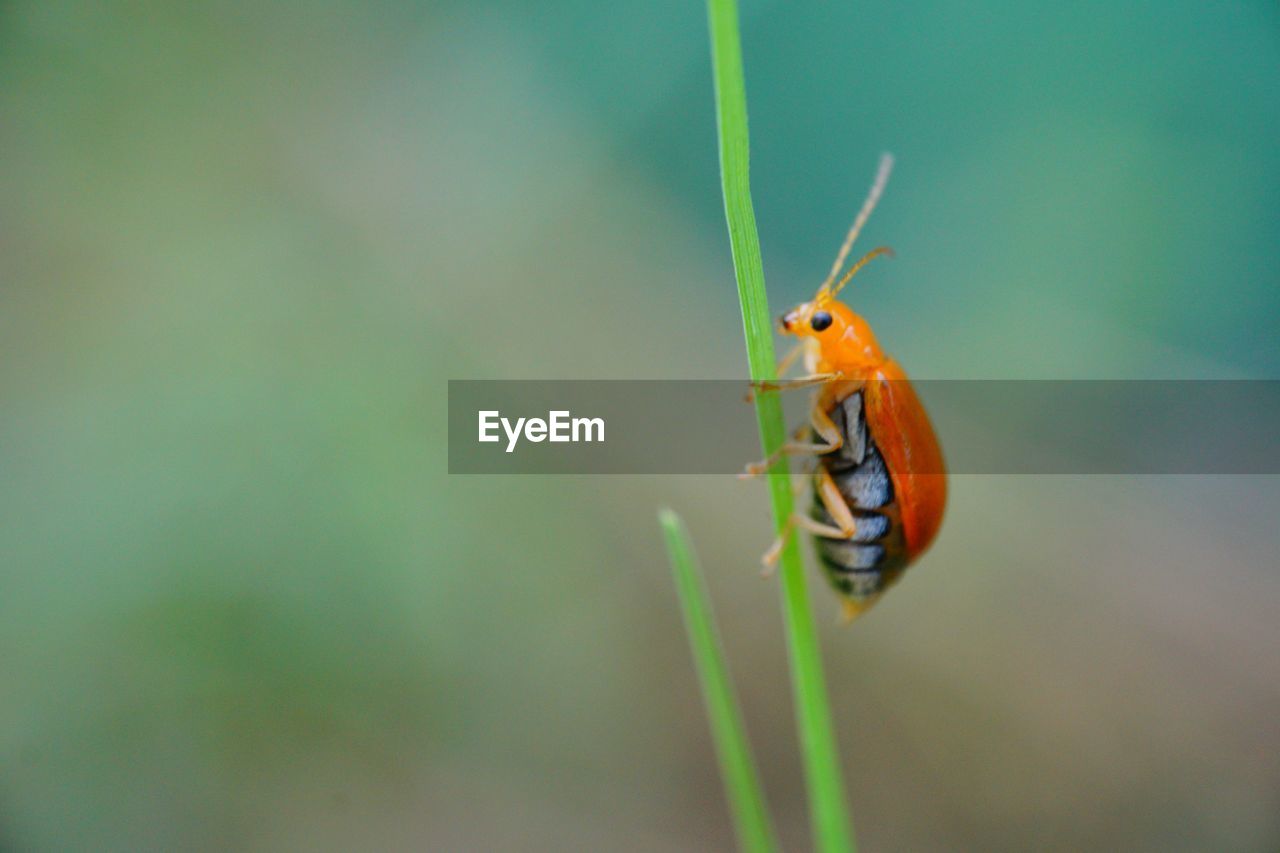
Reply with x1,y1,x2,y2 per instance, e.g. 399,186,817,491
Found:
703,0,859,850
659,509,779,853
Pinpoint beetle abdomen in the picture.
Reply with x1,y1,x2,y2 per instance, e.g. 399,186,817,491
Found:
810,391,909,603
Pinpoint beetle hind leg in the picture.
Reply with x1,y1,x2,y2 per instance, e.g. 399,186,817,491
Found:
761,467,859,573
760,510,859,573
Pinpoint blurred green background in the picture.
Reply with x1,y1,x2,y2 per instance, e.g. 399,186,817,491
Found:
2,1,1278,850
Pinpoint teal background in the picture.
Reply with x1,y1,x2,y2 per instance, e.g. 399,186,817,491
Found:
2,1,1278,850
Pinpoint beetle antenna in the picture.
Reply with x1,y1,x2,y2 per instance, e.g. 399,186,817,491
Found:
829,245,895,298
820,152,894,294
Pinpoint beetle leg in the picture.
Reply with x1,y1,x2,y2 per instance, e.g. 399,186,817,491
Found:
748,372,838,397
761,509,857,573
761,465,859,573
769,469,858,544
746,345,808,402
746,371,844,403
739,440,830,478
792,513,854,539
760,518,794,573
813,466,858,538
808,401,843,454
739,398,846,477
760,512,822,572
774,341,805,377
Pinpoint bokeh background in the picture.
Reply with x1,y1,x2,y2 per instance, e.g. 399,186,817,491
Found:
2,1,1278,850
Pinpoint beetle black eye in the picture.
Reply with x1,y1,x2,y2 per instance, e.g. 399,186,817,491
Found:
810,311,833,332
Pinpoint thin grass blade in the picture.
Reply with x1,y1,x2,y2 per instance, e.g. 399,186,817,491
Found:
660,509,778,853
703,0,859,849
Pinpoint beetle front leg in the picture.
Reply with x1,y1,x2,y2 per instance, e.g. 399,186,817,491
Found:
774,341,805,378
747,372,839,401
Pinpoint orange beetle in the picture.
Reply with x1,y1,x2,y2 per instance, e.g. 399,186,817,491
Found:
748,154,946,620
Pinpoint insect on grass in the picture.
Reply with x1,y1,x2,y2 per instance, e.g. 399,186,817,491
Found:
743,155,948,621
